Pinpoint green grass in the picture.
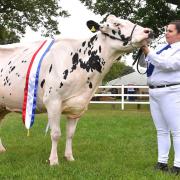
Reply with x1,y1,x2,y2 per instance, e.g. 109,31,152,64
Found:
0,106,178,179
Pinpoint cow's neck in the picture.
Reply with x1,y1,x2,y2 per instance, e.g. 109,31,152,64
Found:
82,34,123,84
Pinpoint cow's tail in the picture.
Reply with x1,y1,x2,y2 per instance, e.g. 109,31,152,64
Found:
45,121,50,136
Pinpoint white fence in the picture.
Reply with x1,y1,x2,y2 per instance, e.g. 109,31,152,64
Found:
90,85,150,110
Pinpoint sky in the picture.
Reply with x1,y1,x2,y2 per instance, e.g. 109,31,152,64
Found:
21,0,102,42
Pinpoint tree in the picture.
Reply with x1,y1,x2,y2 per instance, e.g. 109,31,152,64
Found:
102,62,134,84
0,0,69,44
79,0,180,38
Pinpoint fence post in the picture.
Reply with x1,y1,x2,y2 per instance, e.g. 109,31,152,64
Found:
121,85,124,110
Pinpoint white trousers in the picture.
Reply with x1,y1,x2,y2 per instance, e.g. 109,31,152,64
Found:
149,85,180,167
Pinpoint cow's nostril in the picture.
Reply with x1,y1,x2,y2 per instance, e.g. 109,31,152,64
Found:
144,29,150,34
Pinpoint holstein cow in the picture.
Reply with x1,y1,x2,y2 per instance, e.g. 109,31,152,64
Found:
0,15,152,165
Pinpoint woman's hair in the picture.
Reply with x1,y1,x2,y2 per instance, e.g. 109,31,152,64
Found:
169,20,180,33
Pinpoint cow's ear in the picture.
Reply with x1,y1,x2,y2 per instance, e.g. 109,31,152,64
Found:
86,20,100,33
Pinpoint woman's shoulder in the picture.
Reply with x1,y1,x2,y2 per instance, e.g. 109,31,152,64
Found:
155,43,168,51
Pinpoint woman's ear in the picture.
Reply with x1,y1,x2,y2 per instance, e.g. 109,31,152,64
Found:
86,20,100,33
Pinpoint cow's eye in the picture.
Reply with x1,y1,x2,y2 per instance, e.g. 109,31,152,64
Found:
114,23,120,27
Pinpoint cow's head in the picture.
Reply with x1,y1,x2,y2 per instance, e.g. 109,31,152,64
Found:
87,15,153,52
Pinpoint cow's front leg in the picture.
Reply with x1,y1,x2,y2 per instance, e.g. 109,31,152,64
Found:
45,99,62,165
64,118,79,161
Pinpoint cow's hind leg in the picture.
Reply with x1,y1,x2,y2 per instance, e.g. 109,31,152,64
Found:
0,110,9,153
64,117,79,161
45,99,62,165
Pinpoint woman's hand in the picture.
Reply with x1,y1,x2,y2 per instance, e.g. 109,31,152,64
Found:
141,45,150,55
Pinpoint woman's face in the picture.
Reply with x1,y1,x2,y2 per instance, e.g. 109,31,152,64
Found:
165,24,180,44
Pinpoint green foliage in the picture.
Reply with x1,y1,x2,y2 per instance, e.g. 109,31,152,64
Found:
0,0,69,44
79,0,180,38
103,61,134,84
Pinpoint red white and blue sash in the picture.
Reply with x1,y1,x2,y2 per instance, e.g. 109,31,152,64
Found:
22,39,54,129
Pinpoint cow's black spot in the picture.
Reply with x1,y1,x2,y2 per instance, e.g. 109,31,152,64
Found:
88,41,91,48
102,58,105,65
49,64,52,73
120,35,125,41
79,49,81,53
63,69,69,79
41,79,45,88
23,48,28,52
49,87,52,93
79,50,103,73
87,35,97,48
88,50,91,56
90,35,98,43
9,66,15,74
16,73,20,77
3,76,10,86
82,41,86,47
99,46,101,53
71,53,79,72
119,34,130,46
86,77,90,84
123,41,129,46
89,82,92,89
118,30,121,36
59,82,63,88
88,58,102,72
79,60,90,72
112,30,116,35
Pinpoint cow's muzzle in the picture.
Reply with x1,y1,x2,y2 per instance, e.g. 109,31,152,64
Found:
144,29,154,39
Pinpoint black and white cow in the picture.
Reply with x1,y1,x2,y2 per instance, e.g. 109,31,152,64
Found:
0,15,152,165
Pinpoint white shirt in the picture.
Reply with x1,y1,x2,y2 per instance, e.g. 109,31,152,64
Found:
146,41,180,86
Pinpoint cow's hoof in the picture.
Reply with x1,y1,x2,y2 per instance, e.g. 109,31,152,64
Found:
48,159,59,166
0,146,6,153
64,155,75,161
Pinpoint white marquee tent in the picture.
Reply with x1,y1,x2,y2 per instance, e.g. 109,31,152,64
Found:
107,71,147,86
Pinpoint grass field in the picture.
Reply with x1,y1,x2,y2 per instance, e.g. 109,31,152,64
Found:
0,105,179,179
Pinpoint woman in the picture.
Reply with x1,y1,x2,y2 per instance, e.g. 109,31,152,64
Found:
142,20,180,175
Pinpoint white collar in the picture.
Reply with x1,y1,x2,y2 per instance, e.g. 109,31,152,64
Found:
170,41,180,48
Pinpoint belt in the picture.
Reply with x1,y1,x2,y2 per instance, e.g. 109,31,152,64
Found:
149,83,180,89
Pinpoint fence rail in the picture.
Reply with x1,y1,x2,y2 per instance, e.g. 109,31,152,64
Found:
90,85,150,110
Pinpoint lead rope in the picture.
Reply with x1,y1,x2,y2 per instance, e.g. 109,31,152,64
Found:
132,48,147,74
